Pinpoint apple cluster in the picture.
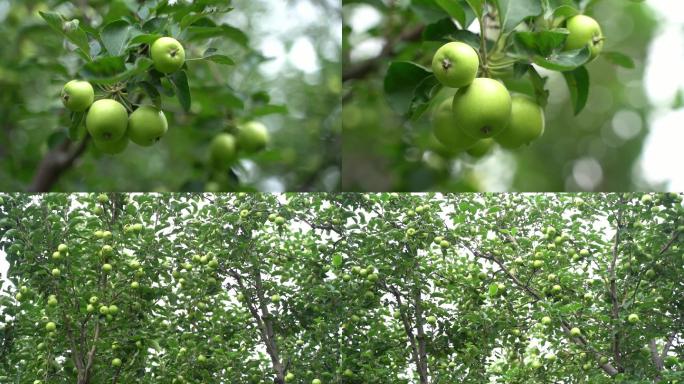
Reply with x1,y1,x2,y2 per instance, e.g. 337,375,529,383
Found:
429,15,603,158
208,120,271,171
59,37,186,154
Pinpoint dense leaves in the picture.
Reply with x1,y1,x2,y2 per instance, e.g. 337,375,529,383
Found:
1,193,682,383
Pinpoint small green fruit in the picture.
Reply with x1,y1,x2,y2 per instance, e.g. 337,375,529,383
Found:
61,80,94,112
150,37,185,73
112,358,122,367
431,42,479,88
128,106,168,146
209,133,237,169
86,99,128,142
570,327,581,337
495,94,545,149
466,138,495,158
452,78,512,139
237,121,270,153
564,15,603,61
628,313,639,324
45,322,56,331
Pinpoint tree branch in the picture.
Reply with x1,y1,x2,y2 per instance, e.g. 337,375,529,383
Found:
28,137,89,192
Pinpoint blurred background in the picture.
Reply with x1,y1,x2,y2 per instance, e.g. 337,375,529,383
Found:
342,0,683,192
0,0,341,192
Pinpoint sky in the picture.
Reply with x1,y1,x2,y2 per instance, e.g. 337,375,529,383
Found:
347,1,684,191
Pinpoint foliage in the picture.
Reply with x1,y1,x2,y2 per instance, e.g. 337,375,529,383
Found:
0,0,340,192
1,192,683,383
342,0,658,191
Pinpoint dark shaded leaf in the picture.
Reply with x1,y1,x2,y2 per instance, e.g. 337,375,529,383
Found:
563,66,589,115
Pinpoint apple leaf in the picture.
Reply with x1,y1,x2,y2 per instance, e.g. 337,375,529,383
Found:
101,20,134,56
384,61,432,115
603,51,635,69
489,283,499,297
252,104,288,117
498,0,542,33
563,66,589,115
39,11,91,60
332,254,343,267
170,70,191,112
435,0,466,27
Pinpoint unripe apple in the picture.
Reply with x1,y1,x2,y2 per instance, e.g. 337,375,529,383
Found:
128,106,168,146
108,304,118,314
150,37,186,73
112,358,122,367
47,295,58,306
99,305,109,315
102,263,112,272
312,379,322,384
197,354,207,363
431,42,479,88
51,268,61,277
45,322,56,331
541,316,552,325
271,294,281,303
452,78,512,139
89,296,98,304
275,216,286,226
532,260,544,268
209,133,237,169
86,99,128,142
440,240,450,248
466,138,494,158
628,313,639,324
570,327,581,337
495,94,545,149
61,80,94,112
237,121,270,153
426,315,437,325
284,372,295,382
564,15,603,61
131,281,140,289
86,304,95,313
57,244,67,252
551,284,562,294
432,98,479,152
52,251,62,260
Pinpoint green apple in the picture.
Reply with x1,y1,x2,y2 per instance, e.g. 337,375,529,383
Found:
150,37,185,73
47,295,58,306
627,313,639,324
93,134,128,155
57,244,67,252
452,78,512,139
128,106,168,146
209,133,237,169
51,268,61,277
86,99,128,142
102,245,113,255
131,281,140,289
271,294,281,302
108,304,118,314
431,42,479,88
45,322,56,331
112,358,122,367
86,304,95,313
89,296,98,304
439,240,450,248
532,260,544,268
495,94,545,149
551,284,561,294
99,305,109,315
641,194,652,204
570,327,581,337
343,368,354,377
284,372,295,382
197,354,207,363
275,216,286,226
564,15,603,60
466,138,494,158
432,99,478,153
541,316,552,325
312,379,322,384
426,315,437,325
237,121,270,153
52,251,62,260
61,80,94,112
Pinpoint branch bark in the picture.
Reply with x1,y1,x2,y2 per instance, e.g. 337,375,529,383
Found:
28,137,89,192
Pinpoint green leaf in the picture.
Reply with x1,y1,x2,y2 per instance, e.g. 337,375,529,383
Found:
170,71,191,112
563,66,589,115
101,20,134,56
186,25,248,47
81,57,153,85
383,61,432,115
68,112,86,141
332,254,343,267
411,0,453,24
422,18,481,49
39,11,91,60
435,0,466,27
129,34,162,46
464,0,484,18
138,81,162,109
497,0,543,33
531,47,591,71
204,55,235,66
514,29,569,57
252,104,288,117
489,283,499,297
603,51,635,69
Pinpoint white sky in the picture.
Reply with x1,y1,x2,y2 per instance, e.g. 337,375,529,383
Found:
347,2,684,191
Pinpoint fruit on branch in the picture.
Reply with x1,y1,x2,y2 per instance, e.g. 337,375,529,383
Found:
209,133,237,169
61,80,94,112
431,42,479,88
495,94,545,149
45,322,56,331
541,316,552,325
431,99,478,152
86,99,128,142
627,313,639,324
284,372,295,382
466,138,494,158
564,15,604,61
426,315,437,325
112,358,122,367
237,121,270,153
51,268,60,277
151,37,186,73
570,327,581,337
452,78,512,139
128,106,168,146
57,244,68,252
93,134,129,155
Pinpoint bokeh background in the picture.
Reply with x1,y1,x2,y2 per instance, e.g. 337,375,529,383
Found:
342,0,683,192
0,0,340,192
